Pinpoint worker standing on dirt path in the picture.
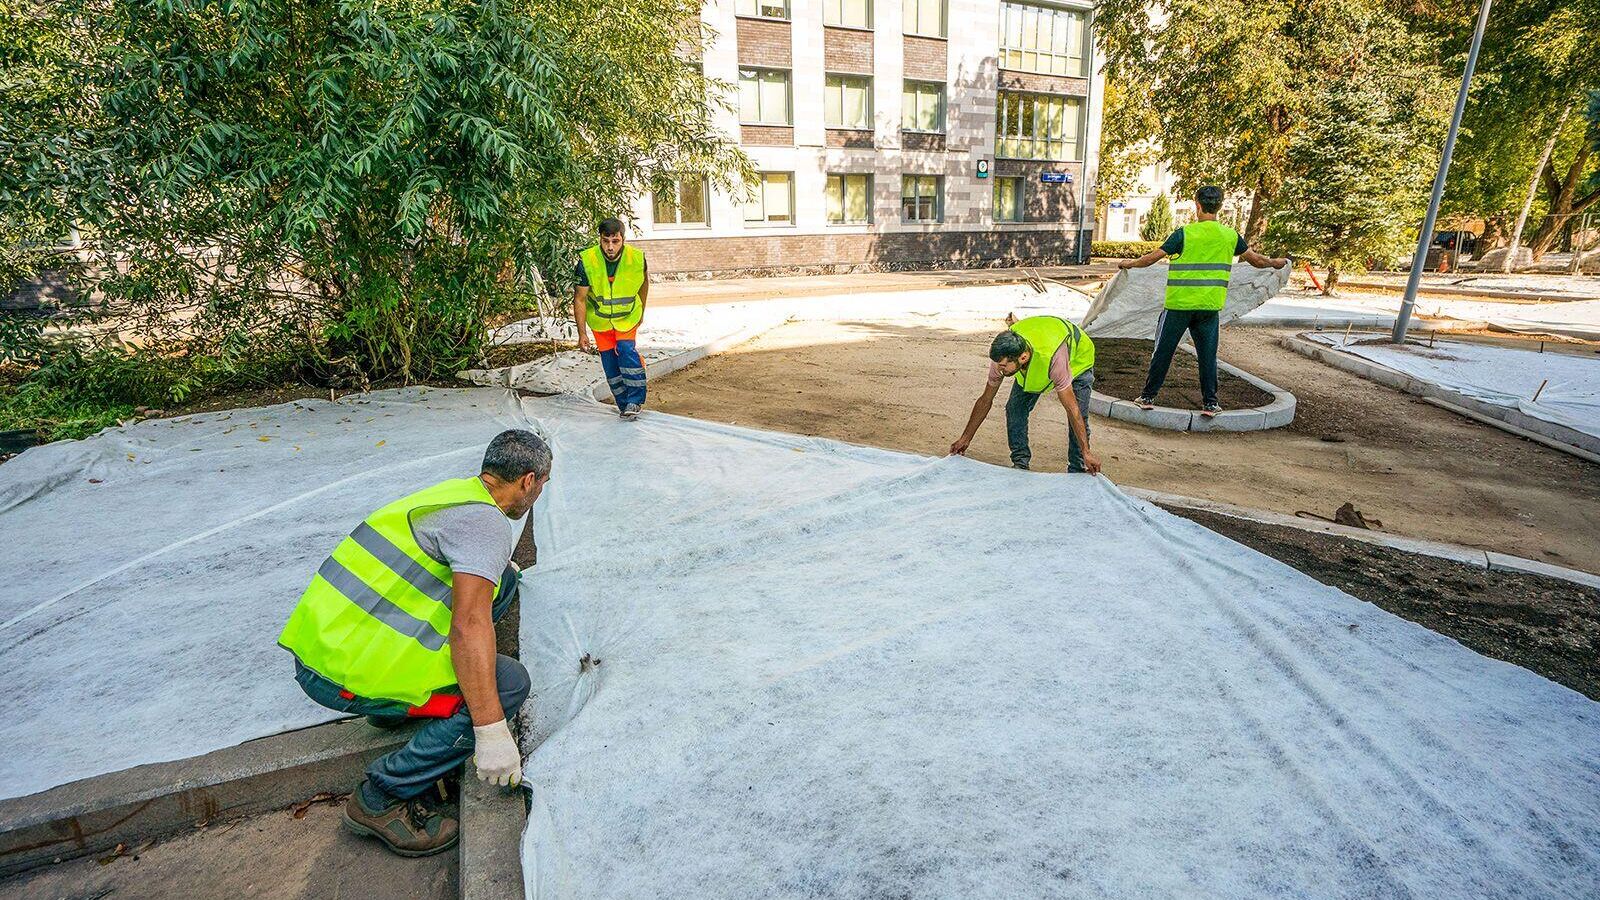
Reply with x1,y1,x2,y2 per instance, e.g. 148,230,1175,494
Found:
1117,185,1288,417
573,217,650,420
950,316,1100,474
278,430,550,858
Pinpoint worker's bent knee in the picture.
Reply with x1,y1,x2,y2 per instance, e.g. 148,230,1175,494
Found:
495,654,531,714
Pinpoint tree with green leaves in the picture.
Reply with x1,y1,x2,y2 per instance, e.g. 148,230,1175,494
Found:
4,0,750,384
1140,193,1174,242
1094,76,1161,223
1266,18,1447,294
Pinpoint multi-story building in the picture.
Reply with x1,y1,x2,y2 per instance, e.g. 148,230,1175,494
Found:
629,0,1104,276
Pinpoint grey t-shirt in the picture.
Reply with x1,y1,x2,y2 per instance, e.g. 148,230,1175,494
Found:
411,501,526,583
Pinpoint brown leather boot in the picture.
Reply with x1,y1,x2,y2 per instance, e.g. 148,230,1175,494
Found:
342,785,459,857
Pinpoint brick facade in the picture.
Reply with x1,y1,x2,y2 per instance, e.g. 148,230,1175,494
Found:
901,131,947,152
736,18,791,67
997,70,1090,97
902,36,948,81
741,124,794,146
993,160,1086,224
826,129,875,148
634,229,1085,276
823,27,874,74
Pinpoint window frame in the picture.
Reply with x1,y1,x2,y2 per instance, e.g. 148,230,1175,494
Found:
744,171,797,226
652,175,711,228
900,174,943,224
998,2,1090,78
903,0,947,38
824,73,875,130
738,67,793,126
995,90,1084,161
825,173,874,225
735,0,791,21
994,176,1025,223
901,80,946,133
824,0,873,30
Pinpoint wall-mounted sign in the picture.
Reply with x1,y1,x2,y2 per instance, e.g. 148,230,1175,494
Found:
976,159,990,179
1040,172,1072,184
1109,200,1126,208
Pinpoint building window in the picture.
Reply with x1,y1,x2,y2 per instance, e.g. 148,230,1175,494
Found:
994,177,1024,223
1000,2,1089,77
826,174,872,224
736,0,790,19
653,176,709,227
901,174,942,223
738,68,792,125
901,80,945,132
824,74,873,129
996,91,1083,160
903,0,946,37
824,0,872,29
745,172,795,224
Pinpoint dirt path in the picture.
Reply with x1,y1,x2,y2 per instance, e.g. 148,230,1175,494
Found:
653,319,1600,574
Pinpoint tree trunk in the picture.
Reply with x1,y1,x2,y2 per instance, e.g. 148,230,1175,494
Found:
1244,186,1270,245
1478,216,1507,251
1504,101,1572,272
1323,264,1340,297
1527,143,1600,258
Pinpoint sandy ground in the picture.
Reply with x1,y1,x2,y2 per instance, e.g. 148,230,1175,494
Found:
652,318,1600,574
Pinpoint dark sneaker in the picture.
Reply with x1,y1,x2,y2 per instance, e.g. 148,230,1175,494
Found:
343,787,459,857
1135,396,1156,410
621,403,641,420
1201,402,1222,418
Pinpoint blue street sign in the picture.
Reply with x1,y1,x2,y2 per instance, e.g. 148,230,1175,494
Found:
1040,172,1071,184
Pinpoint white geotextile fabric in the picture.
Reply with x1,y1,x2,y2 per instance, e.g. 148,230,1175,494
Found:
458,283,1092,395
1081,264,1291,338
1249,290,1600,341
0,387,542,799
519,399,1600,899
1308,332,1600,441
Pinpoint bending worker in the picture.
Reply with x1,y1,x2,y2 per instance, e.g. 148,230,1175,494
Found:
573,217,650,419
278,430,551,857
950,315,1100,474
1118,185,1288,416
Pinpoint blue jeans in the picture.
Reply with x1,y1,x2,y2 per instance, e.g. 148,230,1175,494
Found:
1141,308,1220,405
1005,369,1094,473
599,339,647,409
294,564,530,802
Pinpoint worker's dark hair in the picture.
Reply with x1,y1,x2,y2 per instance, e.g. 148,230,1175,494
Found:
598,217,625,237
989,330,1028,363
482,429,552,482
1195,185,1224,214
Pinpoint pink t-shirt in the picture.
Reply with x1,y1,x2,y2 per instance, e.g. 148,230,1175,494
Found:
987,342,1075,393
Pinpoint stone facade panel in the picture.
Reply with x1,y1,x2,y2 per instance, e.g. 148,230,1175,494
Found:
635,229,1085,275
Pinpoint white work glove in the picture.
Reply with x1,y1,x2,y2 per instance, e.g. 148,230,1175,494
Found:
472,719,522,787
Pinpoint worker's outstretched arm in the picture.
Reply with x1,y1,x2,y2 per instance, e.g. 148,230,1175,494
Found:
1056,388,1101,474
1118,248,1168,269
1241,249,1289,269
950,381,1001,455
450,573,521,786
572,286,591,352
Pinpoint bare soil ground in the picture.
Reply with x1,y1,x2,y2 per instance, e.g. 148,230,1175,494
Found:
1092,337,1275,408
651,319,1600,574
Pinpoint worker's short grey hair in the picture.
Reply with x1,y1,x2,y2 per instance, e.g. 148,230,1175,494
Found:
482,429,552,482
989,330,1027,363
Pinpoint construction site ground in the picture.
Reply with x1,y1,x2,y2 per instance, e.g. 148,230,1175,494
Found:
652,319,1600,695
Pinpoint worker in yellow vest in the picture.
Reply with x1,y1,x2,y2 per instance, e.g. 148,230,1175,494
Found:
279,430,551,857
950,315,1101,474
573,217,650,419
1118,185,1288,416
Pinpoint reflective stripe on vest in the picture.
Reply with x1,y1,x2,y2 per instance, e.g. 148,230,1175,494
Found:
582,244,646,333
1009,315,1095,394
277,477,501,706
1164,221,1240,311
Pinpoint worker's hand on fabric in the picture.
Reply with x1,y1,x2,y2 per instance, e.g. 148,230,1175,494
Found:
1273,257,1291,268
577,332,592,352
1117,259,1136,269
472,719,522,787
1081,449,1102,475
949,436,971,456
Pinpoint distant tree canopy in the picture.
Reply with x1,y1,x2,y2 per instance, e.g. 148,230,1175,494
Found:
1,0,752,380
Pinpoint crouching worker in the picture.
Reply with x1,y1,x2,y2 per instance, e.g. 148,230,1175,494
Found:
278,429,551,857
950,316,1100,474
